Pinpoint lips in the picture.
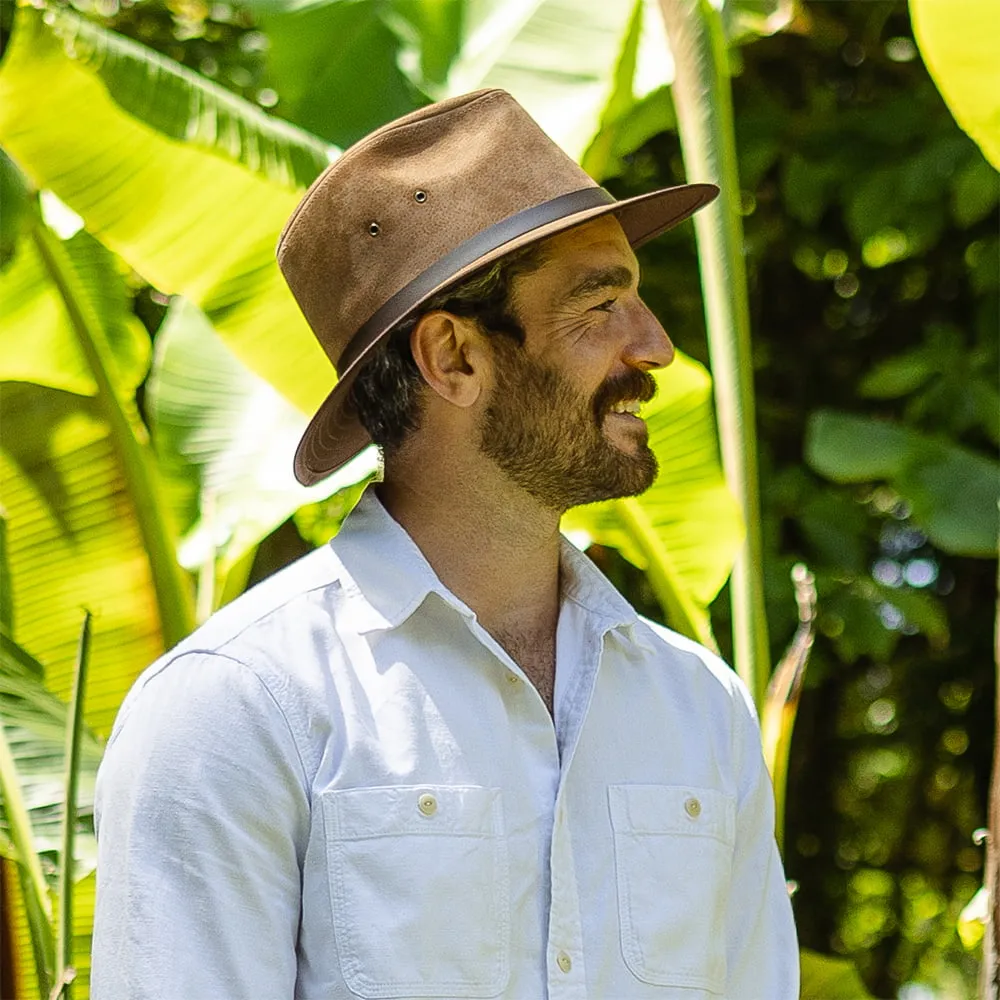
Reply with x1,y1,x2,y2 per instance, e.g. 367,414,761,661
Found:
593,369,657,423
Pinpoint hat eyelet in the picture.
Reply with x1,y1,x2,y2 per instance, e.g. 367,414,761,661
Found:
413,190,428,204
367,222,380,236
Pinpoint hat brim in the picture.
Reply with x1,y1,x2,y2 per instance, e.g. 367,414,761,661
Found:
294,181,719,486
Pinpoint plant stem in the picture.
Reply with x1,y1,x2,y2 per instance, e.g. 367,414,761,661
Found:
0,715,53,996
31,220,196,648
55,612,91,1000
656,0,771,707
760,565,816,853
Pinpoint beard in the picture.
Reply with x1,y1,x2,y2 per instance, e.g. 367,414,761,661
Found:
477,337,659,513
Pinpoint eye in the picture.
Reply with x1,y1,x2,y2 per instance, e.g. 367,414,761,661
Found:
592,298,617,313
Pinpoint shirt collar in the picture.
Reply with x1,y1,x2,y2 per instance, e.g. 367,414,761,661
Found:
327,487,471,633
557,536,639,634
329,486,639,637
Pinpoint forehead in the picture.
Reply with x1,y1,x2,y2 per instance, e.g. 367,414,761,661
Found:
534,214,638,279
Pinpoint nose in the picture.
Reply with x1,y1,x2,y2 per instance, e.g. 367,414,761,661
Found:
624,299,675,370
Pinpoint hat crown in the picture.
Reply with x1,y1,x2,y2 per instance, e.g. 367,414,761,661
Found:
277,89,597,370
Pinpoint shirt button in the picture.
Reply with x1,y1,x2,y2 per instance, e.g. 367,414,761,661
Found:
684,796,702,819
506,672,521,685
417,793,437,817
556,951,572,974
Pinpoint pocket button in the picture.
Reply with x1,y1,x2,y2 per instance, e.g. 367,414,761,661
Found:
684,796,702,819
418,793,438,817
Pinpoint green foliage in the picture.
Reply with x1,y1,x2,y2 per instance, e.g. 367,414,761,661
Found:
0,206,191,733
1,0,995,996
0,146,29,267
244,0,431,148
0,215,150,399
146,297,374,610
0,584,101,998
0,633,101,875
0,4,334,413
799,948,876,999
806,411,999,558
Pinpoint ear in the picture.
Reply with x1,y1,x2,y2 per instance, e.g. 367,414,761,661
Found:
410,311,488,409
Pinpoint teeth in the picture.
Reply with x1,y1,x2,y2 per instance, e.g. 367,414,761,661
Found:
611,400,641,415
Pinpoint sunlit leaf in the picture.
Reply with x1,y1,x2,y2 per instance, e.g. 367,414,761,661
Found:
761,563,814,851
0,629,102,878
0,5,336,415
147,298,378,579
723,0,807,43
0,147,30,268
957,886,988,950
428,0,654,160
0,383,167,737
0,220,150,398
800,948,876,999
0,221,188,737
910,0,1000,171
255,0,672,162
582,0,676,182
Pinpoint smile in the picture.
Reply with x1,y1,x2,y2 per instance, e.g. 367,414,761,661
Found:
609,399,642,415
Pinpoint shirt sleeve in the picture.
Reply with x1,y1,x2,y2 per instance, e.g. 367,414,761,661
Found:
92,651,310,1000
724,679,801,997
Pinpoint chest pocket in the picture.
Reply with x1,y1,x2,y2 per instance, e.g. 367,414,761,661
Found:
609,784,736,995
321,784,510,999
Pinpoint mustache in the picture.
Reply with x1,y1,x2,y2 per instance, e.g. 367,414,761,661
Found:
592,368,658,422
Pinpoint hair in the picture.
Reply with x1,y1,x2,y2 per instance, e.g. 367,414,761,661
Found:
348,242,548,453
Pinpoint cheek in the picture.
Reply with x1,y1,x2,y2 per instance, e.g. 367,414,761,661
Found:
537,317,618,376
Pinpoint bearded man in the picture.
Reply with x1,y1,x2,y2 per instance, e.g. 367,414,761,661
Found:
93,89,798,999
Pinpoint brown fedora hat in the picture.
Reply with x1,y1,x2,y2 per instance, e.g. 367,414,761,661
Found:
278,88,718,486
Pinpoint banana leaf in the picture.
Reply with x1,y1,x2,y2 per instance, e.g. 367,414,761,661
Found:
146,298,377,603
0,4,336,414
251,0,671,162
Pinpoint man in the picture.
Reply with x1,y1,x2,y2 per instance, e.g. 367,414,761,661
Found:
93,89,798,998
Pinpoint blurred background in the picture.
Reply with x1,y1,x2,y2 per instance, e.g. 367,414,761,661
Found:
0,1,997,998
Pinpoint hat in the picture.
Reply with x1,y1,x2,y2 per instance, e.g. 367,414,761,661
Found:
278,88,718,486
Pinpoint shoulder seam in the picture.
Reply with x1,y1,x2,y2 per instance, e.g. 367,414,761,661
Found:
108,651,313,795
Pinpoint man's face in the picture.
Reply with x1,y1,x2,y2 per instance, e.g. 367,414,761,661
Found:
477,216,674,512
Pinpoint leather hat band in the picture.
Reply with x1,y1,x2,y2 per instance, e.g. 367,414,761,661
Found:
336,185,616,375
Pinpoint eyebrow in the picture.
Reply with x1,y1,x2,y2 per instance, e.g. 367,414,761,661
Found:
561,264,637,306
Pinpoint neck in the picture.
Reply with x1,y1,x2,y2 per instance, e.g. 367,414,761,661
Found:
376,441,563,641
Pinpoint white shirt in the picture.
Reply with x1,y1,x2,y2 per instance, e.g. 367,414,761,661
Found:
93,488,799,1000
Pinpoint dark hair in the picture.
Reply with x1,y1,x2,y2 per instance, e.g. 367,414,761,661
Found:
348,243,547,453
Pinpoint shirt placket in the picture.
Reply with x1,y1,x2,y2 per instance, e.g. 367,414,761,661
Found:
545,618,611,1000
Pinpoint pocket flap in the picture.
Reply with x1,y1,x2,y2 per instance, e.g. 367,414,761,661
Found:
608,784,735,844
327,784,503,839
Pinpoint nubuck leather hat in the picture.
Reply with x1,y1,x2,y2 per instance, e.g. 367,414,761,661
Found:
278,88,719,486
